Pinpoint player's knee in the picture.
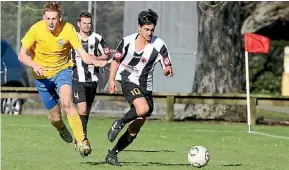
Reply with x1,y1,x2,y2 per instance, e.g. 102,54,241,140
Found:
136,105,149,116
61,100,72,110
78,106,88,115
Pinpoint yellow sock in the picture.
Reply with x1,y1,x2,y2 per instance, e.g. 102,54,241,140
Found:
67,114,85,142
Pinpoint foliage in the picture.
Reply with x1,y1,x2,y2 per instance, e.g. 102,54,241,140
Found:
249,41,288,95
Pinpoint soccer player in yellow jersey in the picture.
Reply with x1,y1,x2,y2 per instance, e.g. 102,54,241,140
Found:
18,2,106,157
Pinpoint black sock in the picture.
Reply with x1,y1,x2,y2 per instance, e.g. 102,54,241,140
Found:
79,115,89,140
111,130,137,155
120,107,138,124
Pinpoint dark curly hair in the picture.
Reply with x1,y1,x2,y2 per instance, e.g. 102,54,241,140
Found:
138,9,159,26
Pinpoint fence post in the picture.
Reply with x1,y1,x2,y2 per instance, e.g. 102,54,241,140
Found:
250,97,257,125
282,46,289,96
166,95,175,121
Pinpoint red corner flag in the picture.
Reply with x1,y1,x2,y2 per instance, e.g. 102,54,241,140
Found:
244,33,270,53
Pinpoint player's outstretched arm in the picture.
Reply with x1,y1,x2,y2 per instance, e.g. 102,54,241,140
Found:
76,47,107,67
18,46,45,76
94,54,110,60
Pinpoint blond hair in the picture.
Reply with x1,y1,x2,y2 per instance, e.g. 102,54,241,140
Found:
43,2,63,16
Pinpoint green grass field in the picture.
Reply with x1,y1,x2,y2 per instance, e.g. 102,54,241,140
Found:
2,115,289,170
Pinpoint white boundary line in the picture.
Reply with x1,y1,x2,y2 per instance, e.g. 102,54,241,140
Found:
249,131,289,140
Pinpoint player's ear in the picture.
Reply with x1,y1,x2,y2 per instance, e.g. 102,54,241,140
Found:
59,15,62,21
77,21,80,28
138,25,141,32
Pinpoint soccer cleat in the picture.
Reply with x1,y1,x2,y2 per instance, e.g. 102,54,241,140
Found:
105,150,121,166
107,120,125,142
77,140,92,157
58,127,73,143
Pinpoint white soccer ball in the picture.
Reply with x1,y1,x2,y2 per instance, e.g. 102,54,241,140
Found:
188,146,210,167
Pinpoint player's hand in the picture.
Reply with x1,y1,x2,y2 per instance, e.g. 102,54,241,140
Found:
90,54,98,60
32,63,45,76
163,66,174,77
92,59,107,68
108,80,118,94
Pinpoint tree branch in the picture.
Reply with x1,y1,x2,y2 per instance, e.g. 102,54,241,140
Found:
241,2,289,34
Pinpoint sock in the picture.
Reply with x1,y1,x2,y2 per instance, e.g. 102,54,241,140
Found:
67,113,85,143
111,130,137,155
79,115,89,140
51,119,66,131
120,107,138,124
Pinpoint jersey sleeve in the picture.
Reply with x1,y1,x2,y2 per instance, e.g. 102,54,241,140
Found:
112,39,124,61
158,43,172,69
21,25,37,49
68,25,82,50
97,37,111,56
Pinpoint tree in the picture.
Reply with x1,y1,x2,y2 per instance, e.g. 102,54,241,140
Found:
183,2,289,121
241,2,289,34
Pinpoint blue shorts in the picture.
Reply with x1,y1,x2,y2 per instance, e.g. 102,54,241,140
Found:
34,68,72,110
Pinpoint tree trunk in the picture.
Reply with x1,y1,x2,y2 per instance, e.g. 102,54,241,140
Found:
183,2,246,121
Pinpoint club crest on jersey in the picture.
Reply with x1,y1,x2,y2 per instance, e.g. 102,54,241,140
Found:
141,57,147,63
103,47,111,55
57,39,65,46
114,51,122,59
163,57,171,66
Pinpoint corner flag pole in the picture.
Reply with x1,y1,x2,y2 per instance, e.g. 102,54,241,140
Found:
244,33,270,133
245,51,252,132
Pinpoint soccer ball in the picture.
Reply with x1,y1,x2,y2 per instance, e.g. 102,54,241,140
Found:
188,146,210,167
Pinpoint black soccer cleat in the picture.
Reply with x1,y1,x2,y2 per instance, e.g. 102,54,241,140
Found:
105,151,121,166
107,120,125,142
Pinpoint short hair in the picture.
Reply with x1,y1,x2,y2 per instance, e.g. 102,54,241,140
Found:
138,9,159,26
43,2,62,16
78,12,92,22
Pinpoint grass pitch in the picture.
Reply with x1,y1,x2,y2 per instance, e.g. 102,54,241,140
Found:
2,115,289,170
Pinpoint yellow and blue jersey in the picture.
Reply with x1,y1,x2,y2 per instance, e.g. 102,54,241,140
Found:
21,20,82,79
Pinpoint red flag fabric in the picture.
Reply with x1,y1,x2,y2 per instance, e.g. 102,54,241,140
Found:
244,33,270,53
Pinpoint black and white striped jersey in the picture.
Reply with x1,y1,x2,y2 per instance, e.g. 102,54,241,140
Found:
112,33,172,91
71,32,110,82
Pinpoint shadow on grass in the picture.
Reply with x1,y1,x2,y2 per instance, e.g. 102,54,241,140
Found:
82,161,107,166
123,149,175,153
222,163,242,167
83,161,191,166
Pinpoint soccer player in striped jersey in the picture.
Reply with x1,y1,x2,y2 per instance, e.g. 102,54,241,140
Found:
105,9,174,166
71,12,111,153
18,2,106,157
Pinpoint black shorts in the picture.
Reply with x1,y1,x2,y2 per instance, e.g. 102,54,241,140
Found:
120,81,154,116
72,80,97,107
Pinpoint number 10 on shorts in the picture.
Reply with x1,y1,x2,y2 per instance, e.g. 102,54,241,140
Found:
130,88,141,96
